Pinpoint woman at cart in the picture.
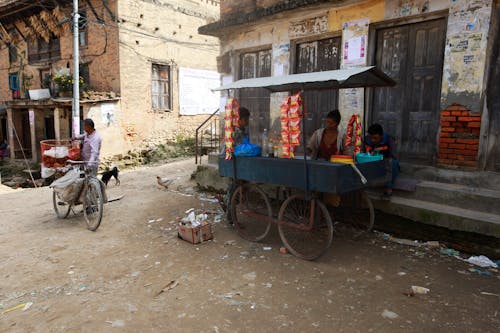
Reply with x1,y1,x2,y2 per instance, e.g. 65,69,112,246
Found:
307,109,345,160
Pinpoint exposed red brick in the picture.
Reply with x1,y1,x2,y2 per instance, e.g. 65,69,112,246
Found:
440,132,452,138
439,143,449,149
442,127,456,132
458,116,481,122
440,148,455,154
451,111,462,116
462,111,472,116
440,121,451,127
441,111,451,116
452,122,465,127
449,143,466,149
439,138,456,143
455,155,465,161
441,116,456,122
471,128,481,134
466,144,479,150
454,149,477,156
456,138,479,144
468,122,481,128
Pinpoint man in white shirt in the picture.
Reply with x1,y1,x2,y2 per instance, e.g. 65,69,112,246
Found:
75,118,102,176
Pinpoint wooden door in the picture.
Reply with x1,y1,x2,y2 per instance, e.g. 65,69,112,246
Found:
296,37,341,136
372,19,446,163
239,50,272,142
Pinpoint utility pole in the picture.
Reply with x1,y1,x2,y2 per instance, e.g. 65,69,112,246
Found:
72,0,80,137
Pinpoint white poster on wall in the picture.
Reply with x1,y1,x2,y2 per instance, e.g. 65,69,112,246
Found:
179,68,221,115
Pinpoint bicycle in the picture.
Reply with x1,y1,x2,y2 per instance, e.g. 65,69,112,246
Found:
52,160,104,231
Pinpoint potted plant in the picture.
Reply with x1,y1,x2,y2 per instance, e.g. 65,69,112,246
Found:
52,73,84,97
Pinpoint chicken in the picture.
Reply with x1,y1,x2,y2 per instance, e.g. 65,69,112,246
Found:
157,176,173,189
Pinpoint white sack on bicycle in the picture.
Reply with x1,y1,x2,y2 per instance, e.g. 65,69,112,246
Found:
50,169,84,202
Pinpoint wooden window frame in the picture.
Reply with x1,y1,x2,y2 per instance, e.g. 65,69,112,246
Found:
79,9,88,48
27,35,61,64
289,31,342,74
151,63,172,111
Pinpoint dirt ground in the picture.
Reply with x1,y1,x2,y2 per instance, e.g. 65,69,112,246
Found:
0,158,499,333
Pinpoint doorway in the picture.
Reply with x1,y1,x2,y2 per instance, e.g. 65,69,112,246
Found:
371,18,447,163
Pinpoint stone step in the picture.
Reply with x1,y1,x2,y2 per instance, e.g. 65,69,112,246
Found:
395,180,500,215
370,195,500,238
399,162,500,191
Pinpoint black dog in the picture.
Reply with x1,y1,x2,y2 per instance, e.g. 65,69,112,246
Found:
101,167,120,186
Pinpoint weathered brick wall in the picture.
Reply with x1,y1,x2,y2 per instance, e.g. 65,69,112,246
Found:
118,0,220,151
0,0,119,102
438,104,481,168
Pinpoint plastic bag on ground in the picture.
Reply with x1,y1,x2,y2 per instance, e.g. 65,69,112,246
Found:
466,255,498,268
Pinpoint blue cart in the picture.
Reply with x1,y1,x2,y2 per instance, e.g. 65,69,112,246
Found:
214,67,395,260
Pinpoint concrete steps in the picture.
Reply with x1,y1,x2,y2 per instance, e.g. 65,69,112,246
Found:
370,191,500,238
395,180,500,215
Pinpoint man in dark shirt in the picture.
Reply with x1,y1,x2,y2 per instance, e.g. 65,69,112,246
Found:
365,123,398,199
234,107,250,145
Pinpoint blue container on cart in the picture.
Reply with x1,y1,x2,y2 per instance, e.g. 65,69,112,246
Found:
356,153,383,163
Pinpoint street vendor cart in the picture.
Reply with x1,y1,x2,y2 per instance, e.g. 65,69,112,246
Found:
215,66,396,260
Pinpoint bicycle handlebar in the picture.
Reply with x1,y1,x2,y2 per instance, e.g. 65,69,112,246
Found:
66,160,86,165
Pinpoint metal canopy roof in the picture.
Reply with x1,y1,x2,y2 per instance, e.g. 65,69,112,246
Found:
213,66,396,92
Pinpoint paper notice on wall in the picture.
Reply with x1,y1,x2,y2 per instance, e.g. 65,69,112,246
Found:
342,18,369,68
179,68,221,115
101,103,115,126
345,36,365,64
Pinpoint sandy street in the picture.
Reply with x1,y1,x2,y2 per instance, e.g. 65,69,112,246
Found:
0,158,499,332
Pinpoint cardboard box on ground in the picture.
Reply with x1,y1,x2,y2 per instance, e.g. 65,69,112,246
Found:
177,208,213,244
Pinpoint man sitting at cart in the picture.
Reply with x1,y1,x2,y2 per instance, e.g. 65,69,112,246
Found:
234,107,250,145
364,123,398,200
307,109,345,160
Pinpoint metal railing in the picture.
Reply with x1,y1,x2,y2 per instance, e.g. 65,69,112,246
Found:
195,108,221,164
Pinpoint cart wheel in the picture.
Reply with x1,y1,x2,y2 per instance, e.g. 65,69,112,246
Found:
278,195,333,260
334,190,374,236
53,191,71,219
230,184,272,242
83,179,104,231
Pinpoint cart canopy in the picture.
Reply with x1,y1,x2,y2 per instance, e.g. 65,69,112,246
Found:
213,66,396,92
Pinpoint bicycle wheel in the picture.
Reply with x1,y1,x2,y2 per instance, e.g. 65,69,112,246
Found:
278,195,333,260
334,190,374,236
230,184,272,242
53,191,71,219
83,179,104,231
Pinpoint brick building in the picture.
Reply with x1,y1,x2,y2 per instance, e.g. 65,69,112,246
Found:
0,0,220,161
